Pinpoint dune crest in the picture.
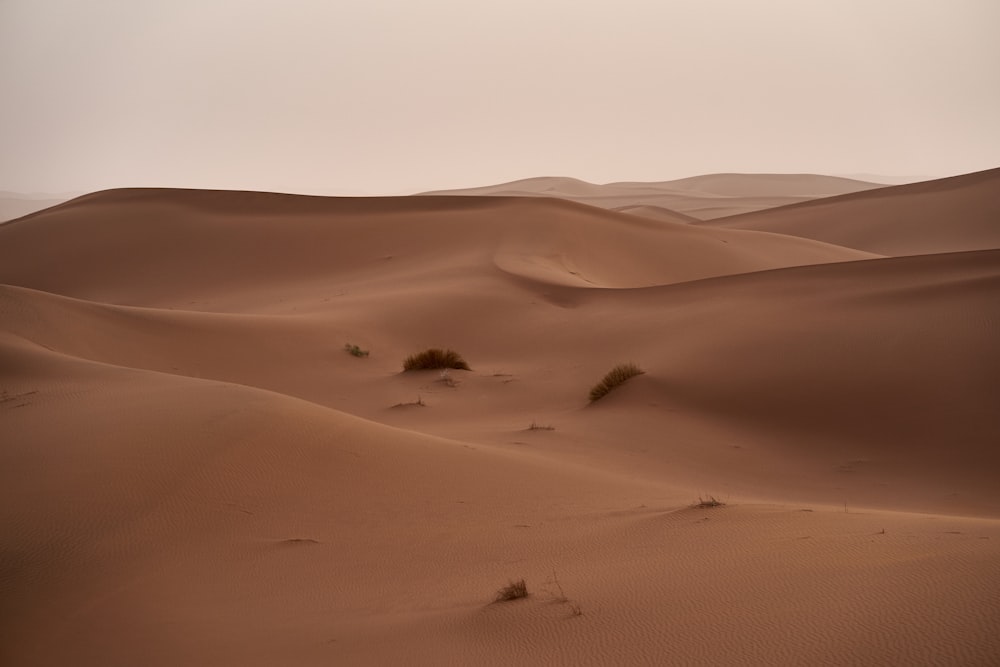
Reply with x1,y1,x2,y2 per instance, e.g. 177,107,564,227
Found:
422,172,888,219
0,188,875,303
703,167,1000,255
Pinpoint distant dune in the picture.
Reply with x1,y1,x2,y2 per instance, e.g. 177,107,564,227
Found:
702,167,1000,255
0,191,73,222
2,172,999,666
610,172,889,197
421,173,888,220
611,203,700,224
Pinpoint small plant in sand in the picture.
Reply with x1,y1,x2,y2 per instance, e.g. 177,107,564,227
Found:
542,570,583,616
588,362,644,402
528,422,555,431
693,495,725,509
392,395,426,408
403,348,470,371
344,343,369,358
494,579,529,602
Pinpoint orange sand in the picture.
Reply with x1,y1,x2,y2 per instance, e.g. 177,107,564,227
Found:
2,173,998,665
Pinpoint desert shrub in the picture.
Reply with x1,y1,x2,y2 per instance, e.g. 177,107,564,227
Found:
344,343,369,358
494,579,528,602
403,348,470,371
693,496,725,508
588,362,644,402
528,422,555,431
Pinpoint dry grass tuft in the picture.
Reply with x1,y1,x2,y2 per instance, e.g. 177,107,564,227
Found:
543,570,583,616
344,343,369,358
528,422,555,431
391,396,426,408
403,348,470,371
693,495,726,509
588,362,644,402
494,579,528,602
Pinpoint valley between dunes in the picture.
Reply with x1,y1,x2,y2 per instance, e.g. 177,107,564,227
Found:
2,170,999,665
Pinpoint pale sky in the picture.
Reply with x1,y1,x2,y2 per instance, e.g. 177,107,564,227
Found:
1,0,998,195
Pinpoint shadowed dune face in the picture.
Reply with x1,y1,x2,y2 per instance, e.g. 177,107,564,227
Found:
591,252,1000,461
2,175,1000,666
703,167,1000,255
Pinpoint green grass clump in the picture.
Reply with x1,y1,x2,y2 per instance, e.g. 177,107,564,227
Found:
494,579,528,602
344,343,369,358
402,348,470,371
588,362,644,402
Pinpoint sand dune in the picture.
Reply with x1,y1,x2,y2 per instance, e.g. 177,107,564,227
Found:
5,333,997,666
3,174,999,665
703,167,1000,255
630,173,888,197
611,203,700,225
422,173,887,220
3,247,996,512
0,188,875,303
0,191,73,222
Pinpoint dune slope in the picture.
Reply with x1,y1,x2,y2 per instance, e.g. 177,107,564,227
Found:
703,167,1000,255
3,320,999,666
0,188,875,304
2,179,999,665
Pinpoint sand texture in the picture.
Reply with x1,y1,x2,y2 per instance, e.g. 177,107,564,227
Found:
2,173,999,666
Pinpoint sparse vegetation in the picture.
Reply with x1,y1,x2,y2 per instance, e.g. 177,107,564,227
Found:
344,343,369,358
693,495,725,509
403,348,470,371
494,579,528,602
528,422,555,431
392,396,426,408
543,570,583,616
588,362,644,402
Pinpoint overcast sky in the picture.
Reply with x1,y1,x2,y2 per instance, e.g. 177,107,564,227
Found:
2,0,998,195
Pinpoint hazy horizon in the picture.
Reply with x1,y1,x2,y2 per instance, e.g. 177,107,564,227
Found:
2,0,998,196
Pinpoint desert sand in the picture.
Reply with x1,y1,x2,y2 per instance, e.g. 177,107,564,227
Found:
422,173,889,219
702,168,1000,255
2,173,999,666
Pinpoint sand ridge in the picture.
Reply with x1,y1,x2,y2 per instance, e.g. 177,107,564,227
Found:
422,173,889,220
702,167,1000,255
0,188,877,304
